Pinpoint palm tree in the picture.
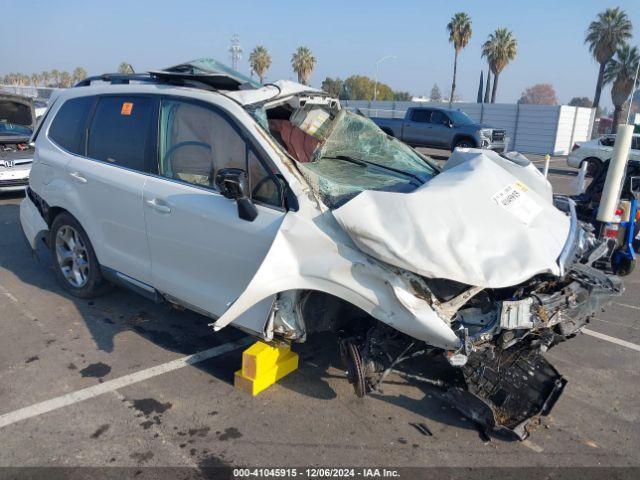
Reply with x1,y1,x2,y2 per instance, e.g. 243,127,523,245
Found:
118,62,134,74
249,46,272,84
41,71,50,87
483,66,492,103
59,71,73,88
72,67,88,84
604,44,640,132
30,73,40,86
482,28,517,103
291,47,316,85
585,7,632,109
50,69,61,87
446,12,472,106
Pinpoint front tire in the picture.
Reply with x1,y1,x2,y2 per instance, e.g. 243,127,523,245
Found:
50,213,110,298
452,138,475,151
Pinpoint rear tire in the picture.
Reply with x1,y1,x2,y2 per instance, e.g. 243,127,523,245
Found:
50,213,111,298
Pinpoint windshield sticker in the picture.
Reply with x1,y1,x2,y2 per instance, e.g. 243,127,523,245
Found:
491,181,542,226
120,102,133,116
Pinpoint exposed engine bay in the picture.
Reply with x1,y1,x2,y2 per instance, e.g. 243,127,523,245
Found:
0,94,35,190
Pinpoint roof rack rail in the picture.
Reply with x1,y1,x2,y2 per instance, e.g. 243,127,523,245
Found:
74,73,159,87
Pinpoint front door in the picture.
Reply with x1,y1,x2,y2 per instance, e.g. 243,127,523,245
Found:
429,110,454,148
143,98,286,319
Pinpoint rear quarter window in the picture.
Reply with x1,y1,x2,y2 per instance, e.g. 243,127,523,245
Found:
48,96,94,154
87,96,153,171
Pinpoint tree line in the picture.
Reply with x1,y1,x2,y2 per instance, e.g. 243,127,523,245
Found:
2,67,88,88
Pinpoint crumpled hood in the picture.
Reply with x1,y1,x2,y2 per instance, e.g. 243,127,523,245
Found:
332,150,571,288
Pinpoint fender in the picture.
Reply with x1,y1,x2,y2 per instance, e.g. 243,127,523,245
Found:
214,212,461,350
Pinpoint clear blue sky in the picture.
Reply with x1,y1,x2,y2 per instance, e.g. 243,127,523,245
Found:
2,0,639,109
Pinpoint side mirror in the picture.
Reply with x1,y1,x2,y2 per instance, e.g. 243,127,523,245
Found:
214,168,258,222
630,176,640,196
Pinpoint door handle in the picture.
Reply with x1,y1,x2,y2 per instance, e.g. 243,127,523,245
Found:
69,172,87,183
146,198,171,214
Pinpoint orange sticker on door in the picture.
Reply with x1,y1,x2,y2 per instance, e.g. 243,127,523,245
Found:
120,102,133,115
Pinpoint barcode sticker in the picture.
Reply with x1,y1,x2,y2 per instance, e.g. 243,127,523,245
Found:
491,181,542,226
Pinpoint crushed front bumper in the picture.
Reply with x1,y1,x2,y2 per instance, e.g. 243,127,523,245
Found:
448,263,622,439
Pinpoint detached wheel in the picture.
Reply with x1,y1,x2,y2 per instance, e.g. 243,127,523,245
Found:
50,213,110,298
340,340,367,398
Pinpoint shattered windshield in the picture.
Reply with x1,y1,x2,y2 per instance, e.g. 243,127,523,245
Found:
299,110,437,208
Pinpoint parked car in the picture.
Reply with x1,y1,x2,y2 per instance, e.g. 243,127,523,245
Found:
21,59,621,438
0,93,36,193
371,106,507,151
567,133,640,175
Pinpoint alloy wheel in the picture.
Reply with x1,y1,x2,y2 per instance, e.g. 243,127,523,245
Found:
55,225,90,288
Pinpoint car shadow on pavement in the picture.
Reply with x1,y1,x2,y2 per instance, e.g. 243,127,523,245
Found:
1,198,498,438
0,199,247,385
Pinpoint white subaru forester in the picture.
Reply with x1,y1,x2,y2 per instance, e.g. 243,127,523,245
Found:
20,59,621,438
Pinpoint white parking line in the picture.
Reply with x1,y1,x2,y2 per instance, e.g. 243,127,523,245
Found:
617,302,640,311
0,337,253,429
583,328,640,352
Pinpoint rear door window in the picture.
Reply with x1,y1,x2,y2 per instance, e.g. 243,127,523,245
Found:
410,109,431,123
87,96,154,171
48,96,94,155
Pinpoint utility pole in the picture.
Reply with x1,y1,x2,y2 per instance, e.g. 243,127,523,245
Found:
229,34,243,71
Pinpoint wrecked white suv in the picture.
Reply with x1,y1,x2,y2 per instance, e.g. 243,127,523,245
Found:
21,59,621,439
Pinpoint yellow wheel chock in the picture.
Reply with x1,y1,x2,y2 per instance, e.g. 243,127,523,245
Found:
234,341,299,396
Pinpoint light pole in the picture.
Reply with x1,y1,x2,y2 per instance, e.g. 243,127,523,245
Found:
625,53,640,124
373,55,396,102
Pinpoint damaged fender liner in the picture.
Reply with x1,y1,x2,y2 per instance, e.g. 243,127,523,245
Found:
445,346,566,440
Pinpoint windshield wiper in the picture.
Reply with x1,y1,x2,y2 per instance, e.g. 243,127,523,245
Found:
324,154,425,186
360,158,424,185
323,155,367,167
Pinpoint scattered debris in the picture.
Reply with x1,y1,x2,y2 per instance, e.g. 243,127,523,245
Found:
410,422,433,437
90,424,110,439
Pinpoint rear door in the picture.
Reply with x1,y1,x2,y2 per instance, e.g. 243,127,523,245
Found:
401,109,433,146
143,97,286,319
64,95,157,285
